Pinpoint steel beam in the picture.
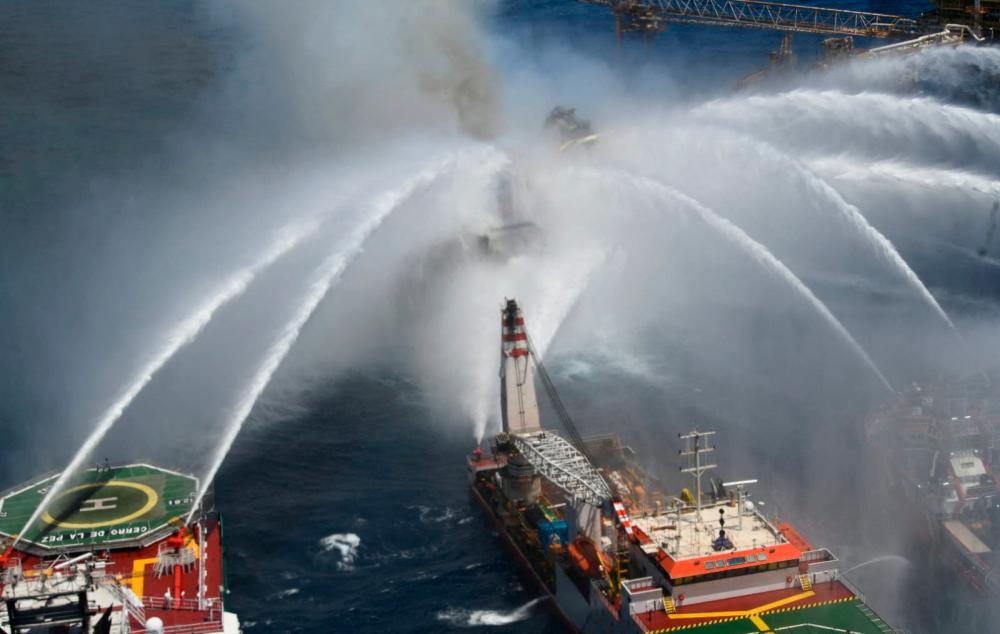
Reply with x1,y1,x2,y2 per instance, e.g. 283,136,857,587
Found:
587,0,928,38
512,432,612,506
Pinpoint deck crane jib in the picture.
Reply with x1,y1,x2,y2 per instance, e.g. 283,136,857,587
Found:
500,298,542,437
495,299,614,542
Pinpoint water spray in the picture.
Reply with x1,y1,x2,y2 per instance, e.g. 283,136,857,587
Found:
13,221,320,547
470,248,608,445
185,155,458,524
579,167,895,395
808,156,1000,200
695,90,1000,171
843,554,911,576
746,142,959,334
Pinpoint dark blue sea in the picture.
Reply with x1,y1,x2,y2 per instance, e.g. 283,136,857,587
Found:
3,2,1000,633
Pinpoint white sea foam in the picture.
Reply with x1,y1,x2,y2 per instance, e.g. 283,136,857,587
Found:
436,598,543,627
411,505,461,524
319,532,361,571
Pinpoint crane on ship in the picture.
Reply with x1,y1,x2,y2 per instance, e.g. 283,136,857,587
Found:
497,298,612,509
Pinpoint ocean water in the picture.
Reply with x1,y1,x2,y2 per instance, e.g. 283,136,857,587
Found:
3,2,1000,633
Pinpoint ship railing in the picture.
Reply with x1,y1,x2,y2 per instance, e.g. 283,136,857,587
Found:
2,557,22,584
154,541,197,576
5,567,89,597
144,595,220,614
800,548,835,563
98,578,147,625
132,622,224,634
834,572,868,603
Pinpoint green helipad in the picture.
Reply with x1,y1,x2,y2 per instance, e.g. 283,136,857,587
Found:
662,600,894,633
0,464,197,551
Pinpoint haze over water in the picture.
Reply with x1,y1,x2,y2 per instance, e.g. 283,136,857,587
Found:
3,1,1000,632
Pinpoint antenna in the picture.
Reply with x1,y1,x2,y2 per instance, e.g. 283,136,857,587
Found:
679,430,716,520
723,479,758,530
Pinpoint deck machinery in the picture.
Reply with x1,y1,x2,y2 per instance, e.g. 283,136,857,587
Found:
468,298,897,633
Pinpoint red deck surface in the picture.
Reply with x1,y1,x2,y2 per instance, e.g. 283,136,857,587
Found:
634,580,856,632
778,523,814,552
2,517,226,631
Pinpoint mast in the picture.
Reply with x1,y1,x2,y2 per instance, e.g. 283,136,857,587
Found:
679,430,716,518
680,430,716,553
500,299,542,435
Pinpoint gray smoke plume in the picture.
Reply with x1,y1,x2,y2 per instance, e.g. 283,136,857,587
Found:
222,1,501,145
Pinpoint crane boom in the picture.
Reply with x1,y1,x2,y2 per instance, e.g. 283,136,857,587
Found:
525,333,593,461
511,431,613,506
497,298,612,508
584,0,931,39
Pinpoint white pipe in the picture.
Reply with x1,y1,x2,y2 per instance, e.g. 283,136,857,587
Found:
944,23,986,42
52,552,93,570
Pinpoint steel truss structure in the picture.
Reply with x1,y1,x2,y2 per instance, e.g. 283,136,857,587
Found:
512,431,612,506
587,0,928,38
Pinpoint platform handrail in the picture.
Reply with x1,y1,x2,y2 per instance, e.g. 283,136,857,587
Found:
132,622,224,634
143,595,220,613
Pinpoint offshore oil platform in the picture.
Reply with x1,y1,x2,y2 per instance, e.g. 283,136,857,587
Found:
583,0,994,63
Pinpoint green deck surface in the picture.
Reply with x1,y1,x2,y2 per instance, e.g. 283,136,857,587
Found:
0,464,197,550
764,601,893,632
663,600,893,633
674,620,753,634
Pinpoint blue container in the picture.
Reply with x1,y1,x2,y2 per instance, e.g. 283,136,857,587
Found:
537,519,569,548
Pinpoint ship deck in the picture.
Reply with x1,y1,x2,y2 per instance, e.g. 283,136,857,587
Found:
0,463,197,553
2,516,226,631
631,502,787,562
0,464,228,632
637,581,892,633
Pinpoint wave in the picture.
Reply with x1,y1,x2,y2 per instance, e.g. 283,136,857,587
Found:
410,504,462,524
318,532,361,571
436,598,543,627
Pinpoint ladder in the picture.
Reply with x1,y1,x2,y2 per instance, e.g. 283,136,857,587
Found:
798,574,813,591
663,595,677,614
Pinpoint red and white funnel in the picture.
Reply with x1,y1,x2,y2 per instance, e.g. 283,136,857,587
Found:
500,299,541,436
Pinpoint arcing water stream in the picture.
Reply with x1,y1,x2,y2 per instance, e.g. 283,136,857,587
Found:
808,156,1000,200
587,167,896,394
738,141,958,333
9,5,1000,631
186,155,461,519
844,555,912,576
694,90,1000,172
13,221,319,544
